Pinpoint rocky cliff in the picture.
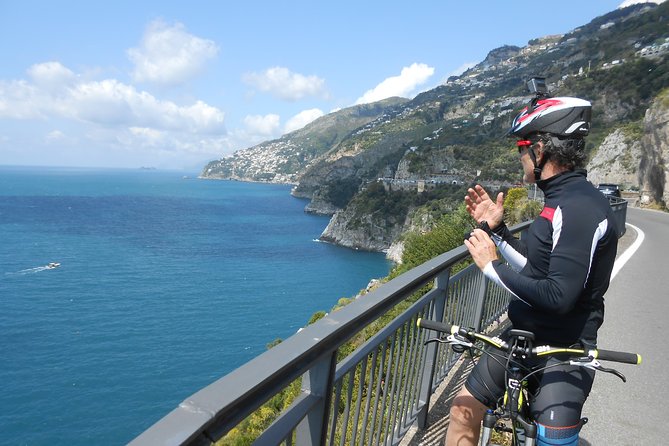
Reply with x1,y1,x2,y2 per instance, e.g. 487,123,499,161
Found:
319,185,461,256
587,89,669,208
639,89,669,206
320,207,407,252
587,127,642,189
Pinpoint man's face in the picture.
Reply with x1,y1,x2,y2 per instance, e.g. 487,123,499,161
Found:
518,140,542,184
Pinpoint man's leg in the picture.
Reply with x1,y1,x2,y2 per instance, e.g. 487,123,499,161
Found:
445,386,488,446
445,342,508,446
530,360,595,446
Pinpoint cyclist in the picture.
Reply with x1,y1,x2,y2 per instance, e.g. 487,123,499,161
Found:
449,94,620,446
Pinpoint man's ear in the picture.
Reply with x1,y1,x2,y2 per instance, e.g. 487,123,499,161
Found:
534,141,545,163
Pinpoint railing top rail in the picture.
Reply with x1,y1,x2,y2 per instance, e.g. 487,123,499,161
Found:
129,222,532,445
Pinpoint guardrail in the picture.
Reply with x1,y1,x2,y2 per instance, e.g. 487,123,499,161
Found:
129,222,530,446
130,198,627,446
609,196,628,238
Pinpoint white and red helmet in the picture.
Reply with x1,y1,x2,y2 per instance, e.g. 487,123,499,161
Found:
509,97,592,139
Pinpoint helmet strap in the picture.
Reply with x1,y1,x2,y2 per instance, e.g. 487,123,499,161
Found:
528,146,549,181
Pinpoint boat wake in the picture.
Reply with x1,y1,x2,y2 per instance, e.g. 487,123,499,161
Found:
5,263,60,276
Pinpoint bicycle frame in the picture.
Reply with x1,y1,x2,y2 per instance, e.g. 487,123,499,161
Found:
479,330,538,446
416,319,641,446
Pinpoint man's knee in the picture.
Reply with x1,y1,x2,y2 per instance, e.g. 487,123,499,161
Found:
449,387,487,429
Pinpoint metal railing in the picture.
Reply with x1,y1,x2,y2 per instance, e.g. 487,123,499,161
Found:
609,196,628,238
129,222,529,446
131,198,627,446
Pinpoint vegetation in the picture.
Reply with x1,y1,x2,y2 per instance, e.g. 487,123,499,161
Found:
322,177,362,208
503,187,543,225
392,205,473,276
347,181,469,226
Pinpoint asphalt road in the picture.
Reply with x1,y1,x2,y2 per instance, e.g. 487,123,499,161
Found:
580,207,669,445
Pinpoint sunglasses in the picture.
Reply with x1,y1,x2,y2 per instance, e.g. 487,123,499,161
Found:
516,139,539,153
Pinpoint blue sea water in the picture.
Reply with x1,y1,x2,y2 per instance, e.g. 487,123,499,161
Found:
0,166,391,446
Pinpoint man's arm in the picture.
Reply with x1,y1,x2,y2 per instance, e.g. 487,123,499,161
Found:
485,205,605,313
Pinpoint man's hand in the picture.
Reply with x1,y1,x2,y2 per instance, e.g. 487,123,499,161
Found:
464,229,498,270
464,185,504,229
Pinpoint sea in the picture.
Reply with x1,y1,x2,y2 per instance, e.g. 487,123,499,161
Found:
0,166,392,446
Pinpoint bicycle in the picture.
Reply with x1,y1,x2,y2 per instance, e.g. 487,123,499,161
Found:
416,318,642,446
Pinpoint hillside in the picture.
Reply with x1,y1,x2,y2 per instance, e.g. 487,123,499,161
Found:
201,2,669,254
201,97,408,184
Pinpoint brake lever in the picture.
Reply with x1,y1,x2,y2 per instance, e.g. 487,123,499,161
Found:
447,333,474,348
424,334,474,349
598,365,627,382
570,357,627,382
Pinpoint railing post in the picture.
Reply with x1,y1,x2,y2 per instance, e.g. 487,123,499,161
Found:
295,350,337,445
417,268,451,428
472,270,489,332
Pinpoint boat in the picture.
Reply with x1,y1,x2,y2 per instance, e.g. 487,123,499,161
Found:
47,262,61,269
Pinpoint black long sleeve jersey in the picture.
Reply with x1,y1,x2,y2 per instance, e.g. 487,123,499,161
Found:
484,170,618,346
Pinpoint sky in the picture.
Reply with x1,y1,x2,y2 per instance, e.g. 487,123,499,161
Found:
0,0,663,171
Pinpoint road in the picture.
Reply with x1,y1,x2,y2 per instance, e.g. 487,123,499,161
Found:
580,207,669,445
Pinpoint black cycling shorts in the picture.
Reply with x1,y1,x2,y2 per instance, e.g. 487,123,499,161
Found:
464,344,595,427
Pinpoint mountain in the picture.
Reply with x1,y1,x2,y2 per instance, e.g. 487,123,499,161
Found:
201,97,408,184
201,2,669,255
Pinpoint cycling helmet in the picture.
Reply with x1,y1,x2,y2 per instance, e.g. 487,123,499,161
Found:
509,97,592,139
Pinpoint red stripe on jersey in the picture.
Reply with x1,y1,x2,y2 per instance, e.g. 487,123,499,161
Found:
540,206,556,222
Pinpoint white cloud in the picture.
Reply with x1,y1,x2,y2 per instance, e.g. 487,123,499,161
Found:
439,61,477,85
449,62,477,78
64,79,226,133
618,0,665,7
129,126,164,146
44,129,79,147
45,130,66,141
0,71,226,133
28,62,76,91
356,63,435,105
243,66,327,101
0,62,229,164
127,19,219,86
284,108,324,133
243,113,281,136
0,79,43,119
95,125,231,157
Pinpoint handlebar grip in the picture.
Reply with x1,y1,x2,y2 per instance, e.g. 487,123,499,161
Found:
595,349,642,365
416,318,454,334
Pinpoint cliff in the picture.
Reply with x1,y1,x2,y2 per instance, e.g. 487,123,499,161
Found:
587,89,669,208
320,207,407,252
587,126,642,189
639,89,669,207
319,183,461,254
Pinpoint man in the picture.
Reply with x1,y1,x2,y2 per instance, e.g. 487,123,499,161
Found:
448,93,619,446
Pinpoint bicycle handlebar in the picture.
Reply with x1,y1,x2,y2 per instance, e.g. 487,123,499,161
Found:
416,318,642,365
594,349,641,365
417,318,456,334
